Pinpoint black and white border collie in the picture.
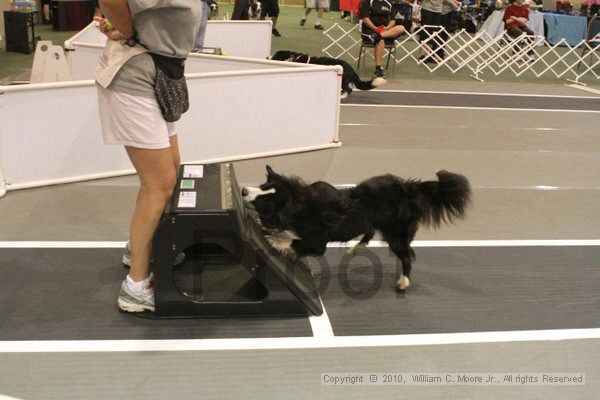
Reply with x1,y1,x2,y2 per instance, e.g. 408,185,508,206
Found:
243,166,471,291
209,0,219,18
270,50,387,98
247,0,262,20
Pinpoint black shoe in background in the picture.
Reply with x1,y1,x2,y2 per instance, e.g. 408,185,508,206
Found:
272,28,281,37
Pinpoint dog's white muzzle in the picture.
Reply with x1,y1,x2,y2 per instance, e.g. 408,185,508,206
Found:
241,186,275,202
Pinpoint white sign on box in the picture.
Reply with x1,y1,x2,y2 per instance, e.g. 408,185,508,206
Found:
178,191,197,208
183,165,204,178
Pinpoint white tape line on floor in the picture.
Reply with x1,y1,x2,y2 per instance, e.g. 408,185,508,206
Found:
341,104,600,114
0,240,599,249
308,300,334,338
1,328,600,353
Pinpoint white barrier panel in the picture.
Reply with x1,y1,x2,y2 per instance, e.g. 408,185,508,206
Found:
0,82,132,193
64,22,108,48
65,20,272,58
68,43,303,81
0,66,341,193
185,53,304,74
67,44,105,81
202,20,272,58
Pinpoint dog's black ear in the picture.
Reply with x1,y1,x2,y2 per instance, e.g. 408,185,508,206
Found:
266,165,281,181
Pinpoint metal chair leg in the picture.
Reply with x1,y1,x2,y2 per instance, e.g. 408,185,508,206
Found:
385,47,392,69
577,47,589,70
357,44,364,70
384,45,397,72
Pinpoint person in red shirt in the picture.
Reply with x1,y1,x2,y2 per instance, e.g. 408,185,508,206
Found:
556,0,572,11
504,0,536,59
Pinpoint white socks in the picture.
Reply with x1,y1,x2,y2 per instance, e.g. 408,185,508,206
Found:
126,273,153,293
316,17,322,25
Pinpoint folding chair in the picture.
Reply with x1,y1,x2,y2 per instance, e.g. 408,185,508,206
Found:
356,38,397,71
578,15,600,70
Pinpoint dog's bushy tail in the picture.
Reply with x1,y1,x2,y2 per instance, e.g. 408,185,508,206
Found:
352,75,376,90
347,66,386,91
417,171,471,228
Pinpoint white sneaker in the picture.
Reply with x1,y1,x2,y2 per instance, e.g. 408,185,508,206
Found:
117,279,155,313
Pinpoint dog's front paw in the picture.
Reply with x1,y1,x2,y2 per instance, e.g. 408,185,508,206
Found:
396,276,411,291
265,235,294,254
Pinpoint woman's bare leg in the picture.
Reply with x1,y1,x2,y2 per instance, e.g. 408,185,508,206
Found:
125,146,177,282
169,134,181,173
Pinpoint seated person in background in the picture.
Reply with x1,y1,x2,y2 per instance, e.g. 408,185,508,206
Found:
504,0,536,60
391,0,414,32
580,0,600,16
359,0,407,78
556,0,572,11
483,0,504,22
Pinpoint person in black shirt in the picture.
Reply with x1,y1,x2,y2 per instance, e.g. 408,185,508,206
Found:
359,0,406,78
391,0,413,32
41,0,51,23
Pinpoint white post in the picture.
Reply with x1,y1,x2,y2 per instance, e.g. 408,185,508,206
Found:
0,86,5,198
0,164,5,198
0,167,6,198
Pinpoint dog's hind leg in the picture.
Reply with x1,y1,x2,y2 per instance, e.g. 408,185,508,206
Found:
388,241,413,291
347,230,374,255
384,223,418,291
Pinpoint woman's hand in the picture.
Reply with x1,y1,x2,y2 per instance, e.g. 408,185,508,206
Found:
94,16,125,41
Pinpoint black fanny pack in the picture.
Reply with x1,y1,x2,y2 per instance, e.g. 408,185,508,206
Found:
150,53,189,122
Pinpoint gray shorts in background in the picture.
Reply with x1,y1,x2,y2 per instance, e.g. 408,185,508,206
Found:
305,0,330,9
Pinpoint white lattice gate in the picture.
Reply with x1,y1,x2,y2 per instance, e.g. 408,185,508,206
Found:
323,23,600,84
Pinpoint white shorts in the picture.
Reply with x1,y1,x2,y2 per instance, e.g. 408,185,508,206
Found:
97,86,176,150
305,0,329,9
